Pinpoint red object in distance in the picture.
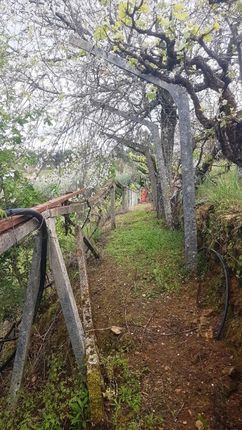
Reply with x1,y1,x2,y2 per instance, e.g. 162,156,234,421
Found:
140,188,149,203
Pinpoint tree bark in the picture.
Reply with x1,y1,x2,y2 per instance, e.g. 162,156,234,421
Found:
151,124,173,228
122,186,129,212
95,101,170,221
175,89,197,270
110,183,116,229
145,149,158,211
159,89,177,181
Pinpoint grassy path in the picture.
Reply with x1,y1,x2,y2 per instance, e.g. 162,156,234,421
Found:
88,205,241,430
0,204,240,429
106,205,184,298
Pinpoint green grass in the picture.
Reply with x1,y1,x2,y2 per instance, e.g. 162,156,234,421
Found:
106,206,184,297
197,166,242,211
103,354,163,430
0,353,90,430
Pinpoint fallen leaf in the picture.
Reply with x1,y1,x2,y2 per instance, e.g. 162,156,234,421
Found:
195,420,204,430
102,387,115,400
204,327,213,339
110,326,123,335
222,366,237,378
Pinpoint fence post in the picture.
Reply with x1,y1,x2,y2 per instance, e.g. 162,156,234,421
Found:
128,189,132,209
9,233,42,405
110,183,116,229
47,217,85,371
122,186,128,212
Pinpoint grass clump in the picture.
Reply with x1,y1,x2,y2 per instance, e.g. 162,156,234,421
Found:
197,166,242,211
106,206,184,297
0,353,90,430
103,354,163,430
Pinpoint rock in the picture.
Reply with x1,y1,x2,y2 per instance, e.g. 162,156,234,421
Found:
110,326,123,335
222,366,239,379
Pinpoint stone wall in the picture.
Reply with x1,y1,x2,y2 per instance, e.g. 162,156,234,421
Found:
196,204,242,349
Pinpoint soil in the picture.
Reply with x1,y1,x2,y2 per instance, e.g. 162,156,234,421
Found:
87,214,242,430
1,206,242,429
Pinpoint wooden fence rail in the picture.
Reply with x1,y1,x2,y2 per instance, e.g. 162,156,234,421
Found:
0,179,139,426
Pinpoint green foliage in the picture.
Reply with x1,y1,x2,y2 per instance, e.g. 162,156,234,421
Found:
196,413,209,430
91,226,102,242
0,244,33,320
0,148,43,210
94,24,109,41
145,85,157,101
142,413,164,429
197,166,242,277
0,354,90,429
55,216,76,255
0,148,45,322
104,354,141,428
0,107,34,147
104,354,163,429
197,166,242,211
102,0,233,87
106,207,184,298
172,2,189,21
68,388,89,430
109,161,117,179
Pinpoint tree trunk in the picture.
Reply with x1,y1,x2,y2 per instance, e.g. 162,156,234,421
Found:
151,125,173,228
216,117,242,167
145,149,158,211
69,36,197,269
175,89,197,270
159,89,177,182
110,183,116,229
122,186,129,212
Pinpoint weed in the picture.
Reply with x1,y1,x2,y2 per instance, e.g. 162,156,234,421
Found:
0,353,90,430
196,413,209,430
197,166,242,211
143,412,164,429
103,354,141,429
91,227,102,242
68,387,90,429
103,354,164,429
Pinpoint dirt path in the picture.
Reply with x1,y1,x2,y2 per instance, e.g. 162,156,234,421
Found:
87,206,242,430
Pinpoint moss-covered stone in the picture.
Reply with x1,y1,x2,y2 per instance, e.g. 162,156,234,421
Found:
86,365,105,426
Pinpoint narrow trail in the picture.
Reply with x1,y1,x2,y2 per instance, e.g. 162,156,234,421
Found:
87,205,242,430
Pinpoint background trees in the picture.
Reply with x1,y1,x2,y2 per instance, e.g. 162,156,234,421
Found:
0,0,241,266
92,0,242,164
